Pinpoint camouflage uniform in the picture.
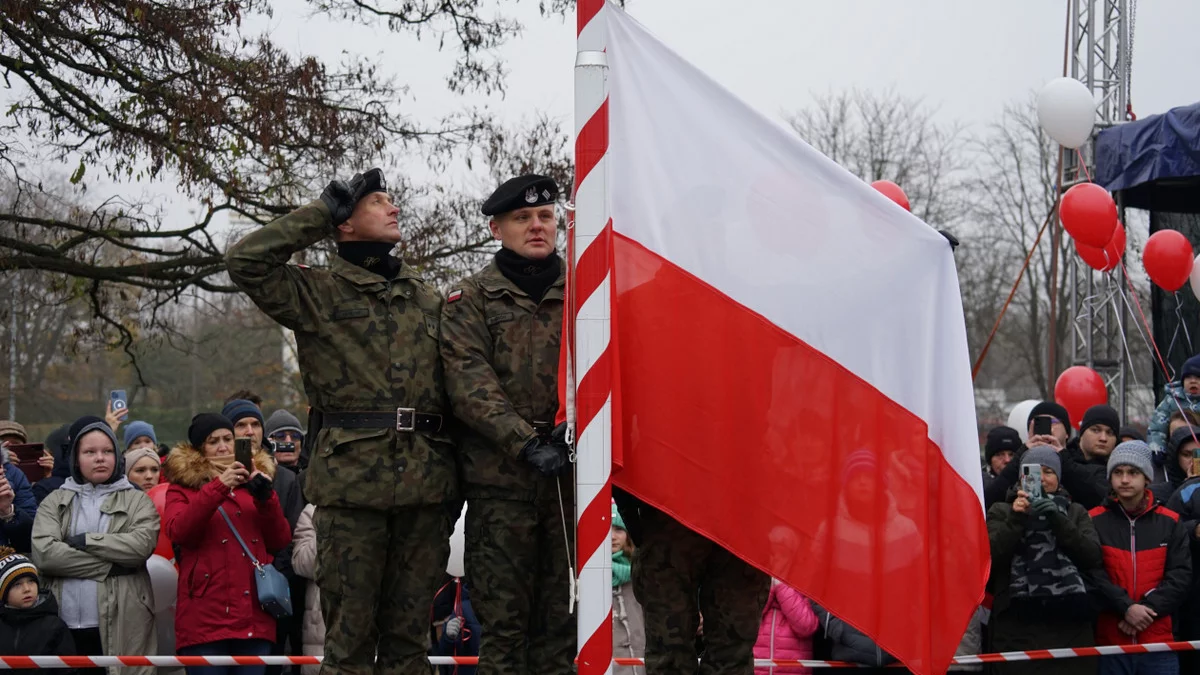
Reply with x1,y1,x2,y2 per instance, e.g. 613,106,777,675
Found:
226,200,459,675
623,501,769,675
440,260,576,674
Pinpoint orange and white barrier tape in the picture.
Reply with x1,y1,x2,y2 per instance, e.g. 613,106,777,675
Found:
4,643,1200,670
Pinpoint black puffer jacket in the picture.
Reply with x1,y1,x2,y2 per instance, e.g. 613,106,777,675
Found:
1058,439,1111,510
0,591,75,663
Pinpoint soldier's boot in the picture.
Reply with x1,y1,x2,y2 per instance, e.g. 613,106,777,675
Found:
467,499,539,674
315,507,388,675
529,497,576,674
632,509,707,674
375,505,453,675
697,546,770,675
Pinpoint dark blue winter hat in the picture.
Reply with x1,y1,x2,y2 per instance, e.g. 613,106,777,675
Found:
1181,355,1200,381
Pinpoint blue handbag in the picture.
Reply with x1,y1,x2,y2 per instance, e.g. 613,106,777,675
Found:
217,506,293,619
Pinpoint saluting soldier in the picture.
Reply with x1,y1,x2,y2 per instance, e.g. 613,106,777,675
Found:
226,169,459,675
440,174,576,674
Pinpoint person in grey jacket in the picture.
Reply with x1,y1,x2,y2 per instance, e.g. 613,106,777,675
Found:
31,415,160,675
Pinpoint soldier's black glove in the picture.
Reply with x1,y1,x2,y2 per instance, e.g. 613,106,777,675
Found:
247,473,275,502
519,437,569,476
320,179,356,227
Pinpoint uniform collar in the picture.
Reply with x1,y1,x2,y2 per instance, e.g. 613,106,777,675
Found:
478,259,565,299
330,254,423,288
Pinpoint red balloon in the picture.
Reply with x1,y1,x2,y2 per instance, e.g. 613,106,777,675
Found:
1054,366,1108,429
1060,183,1117,248
1076,221,1127,272
1144,229,1195,292
871,180,910,211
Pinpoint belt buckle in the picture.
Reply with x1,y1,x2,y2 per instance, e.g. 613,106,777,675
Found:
396,408,416,432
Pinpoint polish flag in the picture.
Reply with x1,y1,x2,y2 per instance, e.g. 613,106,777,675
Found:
584,6,989,674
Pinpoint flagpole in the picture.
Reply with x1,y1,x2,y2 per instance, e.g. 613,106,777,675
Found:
574,0,613,673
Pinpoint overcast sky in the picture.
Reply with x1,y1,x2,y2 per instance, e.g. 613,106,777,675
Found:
264,0,1200,143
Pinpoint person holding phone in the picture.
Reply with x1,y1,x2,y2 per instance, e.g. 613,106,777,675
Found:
0,423,42,553
985,446,1102,675
983,402,1071,508
164,413,291,675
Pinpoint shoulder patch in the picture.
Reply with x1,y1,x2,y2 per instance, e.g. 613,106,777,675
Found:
447,289,463,303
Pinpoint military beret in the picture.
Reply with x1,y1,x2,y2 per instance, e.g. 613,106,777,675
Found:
481,174,559,216
351,168,389,203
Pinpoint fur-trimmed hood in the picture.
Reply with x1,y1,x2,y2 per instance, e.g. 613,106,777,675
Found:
165,442,276,490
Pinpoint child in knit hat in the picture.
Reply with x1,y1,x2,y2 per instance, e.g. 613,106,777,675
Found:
1148,354,1200,463
1090,441,1190,674
0,548,75,659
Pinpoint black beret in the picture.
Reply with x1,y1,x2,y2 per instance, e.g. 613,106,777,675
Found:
350,168,388,203
481,174,559,216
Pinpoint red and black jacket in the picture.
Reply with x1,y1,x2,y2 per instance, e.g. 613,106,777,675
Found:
1089,493,1192,645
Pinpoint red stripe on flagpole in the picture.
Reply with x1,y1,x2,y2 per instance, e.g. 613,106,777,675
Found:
576,609,615,669
577,0,604,36
573,220,612,308
576,479,613,575
575,100,609,189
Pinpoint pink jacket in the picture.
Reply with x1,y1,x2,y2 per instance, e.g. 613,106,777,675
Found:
753,583,818,675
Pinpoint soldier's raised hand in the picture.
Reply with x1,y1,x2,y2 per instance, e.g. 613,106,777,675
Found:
320,179,356,226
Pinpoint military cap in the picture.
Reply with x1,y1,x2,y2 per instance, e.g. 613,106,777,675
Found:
350,168,389,203
481,174,559,216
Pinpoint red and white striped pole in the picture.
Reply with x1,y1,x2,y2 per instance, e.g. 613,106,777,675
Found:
573,0,613,673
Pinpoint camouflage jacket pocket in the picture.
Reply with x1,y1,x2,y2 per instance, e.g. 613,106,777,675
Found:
316,426,389,459
305,426,393,509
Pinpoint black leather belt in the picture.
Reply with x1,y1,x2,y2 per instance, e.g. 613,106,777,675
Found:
323,408,443,433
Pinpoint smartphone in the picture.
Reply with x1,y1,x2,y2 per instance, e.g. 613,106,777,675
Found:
1020,463,1044,501
234,438,253,470
1033,416,1053,437
1192,456,1200,478
109,389,128,412
6,443,44,484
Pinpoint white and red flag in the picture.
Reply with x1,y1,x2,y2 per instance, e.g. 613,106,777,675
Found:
567,4,989,674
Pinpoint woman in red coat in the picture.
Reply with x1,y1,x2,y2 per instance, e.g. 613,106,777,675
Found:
165,414,291,675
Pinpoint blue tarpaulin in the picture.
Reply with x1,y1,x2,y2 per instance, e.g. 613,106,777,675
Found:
1095,102,1200,213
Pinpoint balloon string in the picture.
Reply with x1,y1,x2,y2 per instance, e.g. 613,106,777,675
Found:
1076,148,1094,183
1119,259,1173,379
1175,292,1195,353
972,207,1056,380
1108,276,1143,393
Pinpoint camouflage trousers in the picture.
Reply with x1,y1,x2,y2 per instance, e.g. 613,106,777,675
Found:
314,504,453,675
466,498,576,674
632,508,769,675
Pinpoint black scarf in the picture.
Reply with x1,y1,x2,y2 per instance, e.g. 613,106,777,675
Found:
337,241,402,279
495,248,560,302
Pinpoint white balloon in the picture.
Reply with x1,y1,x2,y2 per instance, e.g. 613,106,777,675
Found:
446,503,466,577
145,554,178,615
1007,400,1041,443
1037,78,1097,149
1190,254,1200,300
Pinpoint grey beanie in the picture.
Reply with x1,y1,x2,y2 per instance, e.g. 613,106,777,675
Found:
1107,440,1155,481
1021,445,1062,478
264,409,304,439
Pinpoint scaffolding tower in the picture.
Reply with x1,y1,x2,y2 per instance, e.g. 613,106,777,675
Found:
1064,0,1134,417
